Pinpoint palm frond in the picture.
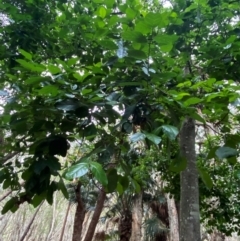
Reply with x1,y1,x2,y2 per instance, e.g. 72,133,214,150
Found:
144,216,169,241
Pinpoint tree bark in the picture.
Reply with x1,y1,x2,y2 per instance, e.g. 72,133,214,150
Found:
130,192,143,241
83,188,106,241
179,117,201,241
119,210,132,241
166,194,179,241
59,202,71,241
72,182,86,241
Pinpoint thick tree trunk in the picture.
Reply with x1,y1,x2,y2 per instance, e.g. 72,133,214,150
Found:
72,182,86,241
166,194,179,241
130,192,143,241
119,209,132,241
83,188,106,241
179,117,201,241
59,202,71,241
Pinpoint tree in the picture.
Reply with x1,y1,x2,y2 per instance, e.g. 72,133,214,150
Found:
1,0,240,239
179,118,200,241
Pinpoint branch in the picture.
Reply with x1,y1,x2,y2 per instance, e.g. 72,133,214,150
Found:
1,152,19,164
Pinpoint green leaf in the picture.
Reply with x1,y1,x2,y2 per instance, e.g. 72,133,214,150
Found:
169,156,187,172
235,170,240,179
0,169,6,184
19,49,32,60
105,0,114,7
184,97,202,107
122,31,146,43
90,161,108,186
16,59,45,72
160,44,173,52
128,50,147,59
157,125,179,140
67,57,79,67
2,197,18,214
107,168,118,193
122,122,133,133
143,132,161,145
3,178,11,189
198,167,213,189
64,162,89,180
144,13,163,27
189,112,206,123
215,146,238,159
25,76,51,85
118,175,129,190
126,8,137,19
135,21,151,34
38,85,59,96
73,73,91,82
48,65,61,74
154,35,178,44
31,192,46,208
46,157,61,172
84,124,97,139
132,179,141,193
81,88,92,95
116,182,123,195
228,156,237,165
207,146,219,159
97,6,107,18
33,160,47,175
99,40,117,50
130,132,146,142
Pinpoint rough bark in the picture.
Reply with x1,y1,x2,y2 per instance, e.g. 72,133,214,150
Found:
59,202,71,241
179,117,201,241
72,182,86,241
83,188,106,241
166,194,179,241
130,192,143,241
119,209,132,241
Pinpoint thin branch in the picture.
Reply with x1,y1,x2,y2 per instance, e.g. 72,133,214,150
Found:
1,152,19,164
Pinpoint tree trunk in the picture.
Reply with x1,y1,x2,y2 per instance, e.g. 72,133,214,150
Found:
166,194,179,241
119,209,132,241
19,201,43,241
130,192,143,241
179,117,201,241
83,188,106,241
59,202,71,241
72,182,86,241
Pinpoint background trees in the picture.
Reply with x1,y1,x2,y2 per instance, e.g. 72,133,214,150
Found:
1,0,240,240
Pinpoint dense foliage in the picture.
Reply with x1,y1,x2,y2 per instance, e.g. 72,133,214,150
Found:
1,0,240,236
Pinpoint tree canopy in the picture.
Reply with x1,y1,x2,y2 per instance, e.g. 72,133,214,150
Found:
1,0,240,237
